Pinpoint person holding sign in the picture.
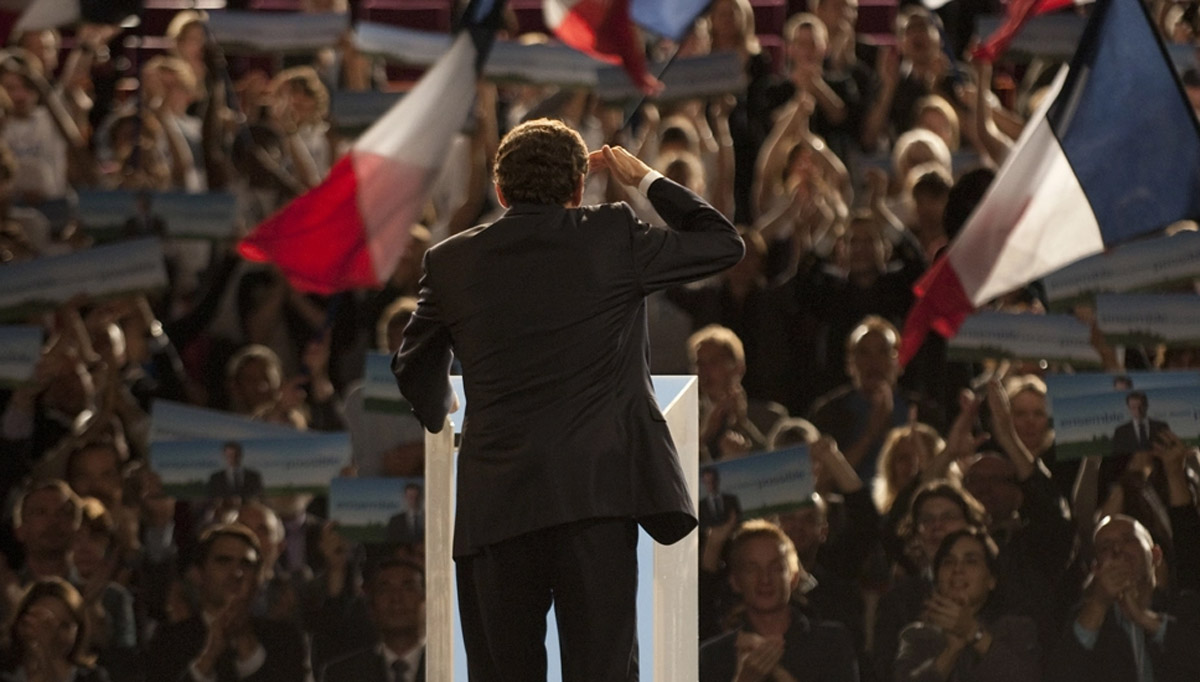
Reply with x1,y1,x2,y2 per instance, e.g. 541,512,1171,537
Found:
393,119,744,681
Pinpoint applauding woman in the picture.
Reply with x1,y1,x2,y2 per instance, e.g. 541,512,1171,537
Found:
893,528,1039,682
1,578,110,682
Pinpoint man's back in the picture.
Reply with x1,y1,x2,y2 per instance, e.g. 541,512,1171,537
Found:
401,183,742,556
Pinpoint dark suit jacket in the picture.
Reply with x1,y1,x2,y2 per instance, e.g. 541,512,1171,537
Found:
698,493,741,528
394,177,743,557
145,614,307,682
206,468,265,501
699,607,858,682
320,645,425,682
1111,418,1170,456
385,510,424,545
1046,591,1200,682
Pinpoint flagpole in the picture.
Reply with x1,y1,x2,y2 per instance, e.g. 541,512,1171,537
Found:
619,42,681,133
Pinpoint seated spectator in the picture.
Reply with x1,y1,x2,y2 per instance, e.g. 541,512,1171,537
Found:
699,519,857,682
688,324,787,460
146,523,307,682
967,380,1074,642
0,50,89,201
810,316,933,483
265,67,332,188
894,528,1040,681
779,437,880,667
319,558,425,682
71,498,136,680
903,164,952,264
861,6,958,151
165,11,208,89
224,344,306,428
876,481,988,682
65,442,139,561
912,95,961,154
778,13,861,169
874,422,945,514
1047,513,1200,682
13,480,80,584
224,500,303,624
0,577,110,682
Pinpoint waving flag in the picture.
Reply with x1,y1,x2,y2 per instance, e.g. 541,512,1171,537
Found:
899,0,1200,364
544,0,659,94
238,1,503,294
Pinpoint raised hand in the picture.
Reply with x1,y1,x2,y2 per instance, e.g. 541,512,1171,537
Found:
587,145,653,187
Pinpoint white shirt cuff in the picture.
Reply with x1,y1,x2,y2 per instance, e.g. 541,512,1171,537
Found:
236,643,267,678
637,170,663,196
188,660,217,682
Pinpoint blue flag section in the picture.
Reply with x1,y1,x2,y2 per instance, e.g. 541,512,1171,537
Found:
1047,0,1200,246
631,0,714,40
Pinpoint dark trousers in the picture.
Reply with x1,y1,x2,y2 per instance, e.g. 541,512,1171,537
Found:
455,517,639,682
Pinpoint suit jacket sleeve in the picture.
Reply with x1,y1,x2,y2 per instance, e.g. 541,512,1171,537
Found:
392,251,455,433
634,177,744,294
245,621,308,682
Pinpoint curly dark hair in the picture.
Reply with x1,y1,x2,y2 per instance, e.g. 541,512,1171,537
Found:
494,118,588,206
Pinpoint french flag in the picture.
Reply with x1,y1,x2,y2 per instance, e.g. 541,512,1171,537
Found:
543,0,660,94
238,1,503,294
899,0,1200,364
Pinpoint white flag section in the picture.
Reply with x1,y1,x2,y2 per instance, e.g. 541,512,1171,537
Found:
239,31,481,293
351,31,479,284
948,67,1105,305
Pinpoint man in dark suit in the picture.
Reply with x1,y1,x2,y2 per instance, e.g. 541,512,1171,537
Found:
320,558,426,682
146,523,307,682
206,441,265,502
1047,512,1200,682
385,483,424,545
393,119,744,681
1111,390,1171,456
700,519,858,682
699,466,742,529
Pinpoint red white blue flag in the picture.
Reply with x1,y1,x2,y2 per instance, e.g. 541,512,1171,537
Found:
900,0,1200,363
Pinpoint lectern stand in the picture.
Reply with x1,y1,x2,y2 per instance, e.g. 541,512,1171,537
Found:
424,376,700,681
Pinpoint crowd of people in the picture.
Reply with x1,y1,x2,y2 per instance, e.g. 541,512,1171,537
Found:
2,0,1200,680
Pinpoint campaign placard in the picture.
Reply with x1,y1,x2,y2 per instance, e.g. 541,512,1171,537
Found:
76,190,239,242
150,433,351,499
328,477,425,544
362,352,413,415
0,239,168,322
149,400,305,443
1051,385,1200,460
947,311,1101,367
353,22,745,101
1095,293,1200,348
208,10,349,53
700,445,813,522
1043,231,1200,312
1043,371,1200,414
331,91,404,137
0,325,42,389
